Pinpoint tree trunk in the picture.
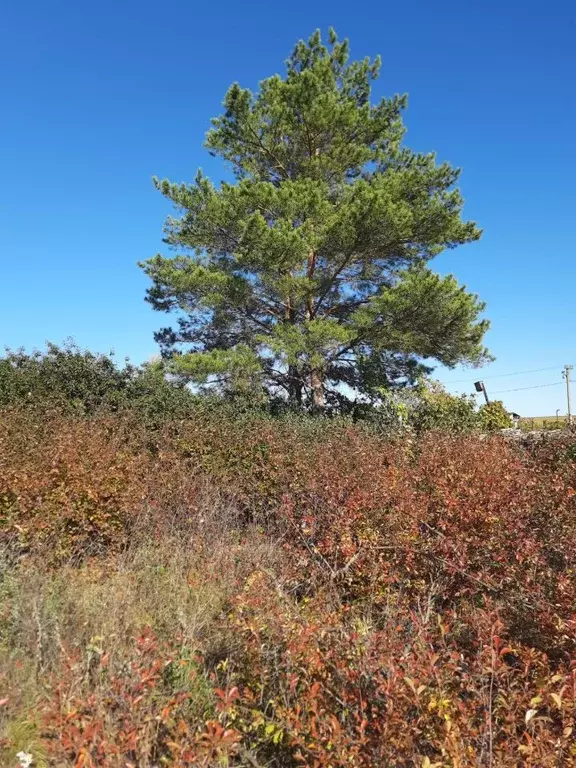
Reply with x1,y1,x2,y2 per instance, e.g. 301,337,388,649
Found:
288,364,303,408
310,368,325,411
305,248,325,412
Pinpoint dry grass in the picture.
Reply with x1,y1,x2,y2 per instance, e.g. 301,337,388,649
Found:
519,415,569,429
0,491,285,766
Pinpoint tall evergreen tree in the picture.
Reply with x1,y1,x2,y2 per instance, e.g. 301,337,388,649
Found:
142,29,490,411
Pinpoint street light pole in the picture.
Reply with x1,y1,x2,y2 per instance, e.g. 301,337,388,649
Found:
474,381,490,404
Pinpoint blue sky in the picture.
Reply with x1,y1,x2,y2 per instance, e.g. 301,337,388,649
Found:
1,0,574,415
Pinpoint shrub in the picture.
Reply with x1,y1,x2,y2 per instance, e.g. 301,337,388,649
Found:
1,406,576,765
407,380,479,432
0,341,198,425
0,342,128,413
478,399,513,431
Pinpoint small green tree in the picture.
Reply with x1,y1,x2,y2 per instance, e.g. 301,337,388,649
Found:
408,380,479,433
142,30,490,411
478,400,513,431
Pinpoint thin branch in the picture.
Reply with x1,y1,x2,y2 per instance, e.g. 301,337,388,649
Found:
245,122,291,181
488,625,496,768
313,241,362,317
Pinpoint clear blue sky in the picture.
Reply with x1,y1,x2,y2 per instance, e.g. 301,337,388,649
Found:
1,0,574,415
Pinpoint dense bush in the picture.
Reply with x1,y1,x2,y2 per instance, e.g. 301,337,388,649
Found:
403,380,480,433
478,400,513,431
0,342,198,426
2,343,529,438
1,407,576,765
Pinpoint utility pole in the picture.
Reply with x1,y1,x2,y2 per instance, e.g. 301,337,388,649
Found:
563,365,573,425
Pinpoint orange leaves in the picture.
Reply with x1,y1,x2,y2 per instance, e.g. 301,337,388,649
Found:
3,409,576,765
196,719,241,756
214,685,240,713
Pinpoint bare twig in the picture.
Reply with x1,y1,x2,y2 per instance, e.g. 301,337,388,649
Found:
488,624,496,768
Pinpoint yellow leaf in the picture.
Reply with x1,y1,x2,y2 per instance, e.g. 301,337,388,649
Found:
404,677,420,694
550,693,562,709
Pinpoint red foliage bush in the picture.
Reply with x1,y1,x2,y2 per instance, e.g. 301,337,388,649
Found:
2,409,576,765
41,630,246,767
0,411,206,561
227,575,576,767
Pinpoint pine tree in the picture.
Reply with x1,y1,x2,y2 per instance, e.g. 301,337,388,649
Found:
141,29,490,411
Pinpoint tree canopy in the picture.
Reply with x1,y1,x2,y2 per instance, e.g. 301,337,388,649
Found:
141,29,490,411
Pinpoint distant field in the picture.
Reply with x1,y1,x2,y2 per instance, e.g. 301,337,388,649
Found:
519,415,569,429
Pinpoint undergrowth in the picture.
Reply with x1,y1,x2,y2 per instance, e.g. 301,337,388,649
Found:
1,409,575,766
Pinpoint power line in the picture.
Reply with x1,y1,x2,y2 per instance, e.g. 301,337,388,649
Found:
443,365,561,384
489,381,564,394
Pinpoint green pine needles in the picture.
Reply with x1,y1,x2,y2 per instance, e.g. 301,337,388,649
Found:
141,29,490,412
